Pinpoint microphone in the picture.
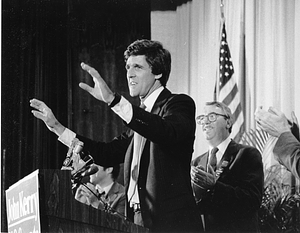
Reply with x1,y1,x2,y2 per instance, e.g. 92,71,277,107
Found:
80,165,99,177
62,137,95,174
72,164,99,180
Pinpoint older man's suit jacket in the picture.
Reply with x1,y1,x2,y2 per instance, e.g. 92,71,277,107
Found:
77,88,202,232
191,140,264,232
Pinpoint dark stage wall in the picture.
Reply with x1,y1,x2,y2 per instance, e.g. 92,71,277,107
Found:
1,0,150,231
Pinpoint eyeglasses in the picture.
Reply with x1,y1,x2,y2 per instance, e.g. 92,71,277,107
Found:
196,112,228,125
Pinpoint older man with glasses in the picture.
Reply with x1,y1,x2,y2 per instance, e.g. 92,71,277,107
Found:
191,101,264,232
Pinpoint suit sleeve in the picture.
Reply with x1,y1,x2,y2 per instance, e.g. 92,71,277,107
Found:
127,94,196,146
76,129,133,167
273,131,300,179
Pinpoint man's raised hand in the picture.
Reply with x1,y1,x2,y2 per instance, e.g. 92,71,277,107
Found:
80,62,115,104
30,98,65,136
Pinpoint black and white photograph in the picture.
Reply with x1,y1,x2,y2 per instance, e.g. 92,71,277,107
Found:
2,0,300,232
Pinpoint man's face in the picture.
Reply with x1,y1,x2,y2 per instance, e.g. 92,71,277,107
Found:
126,55,157,98
201,105,230,145
90,165,107,185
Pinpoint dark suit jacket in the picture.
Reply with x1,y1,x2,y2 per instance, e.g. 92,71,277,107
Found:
100,182,125,217
274,131,300,179
191,140,264,232
77,88,203,232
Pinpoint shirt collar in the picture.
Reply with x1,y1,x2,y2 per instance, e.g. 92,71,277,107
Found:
217,136,232,155
209,136,232,162
95,182,114,195
142,86,164,112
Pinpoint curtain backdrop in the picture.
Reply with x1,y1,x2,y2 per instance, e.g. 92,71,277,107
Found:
1,0,150,230
151,0,300,159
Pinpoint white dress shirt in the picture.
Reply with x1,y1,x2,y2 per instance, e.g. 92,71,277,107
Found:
208,136,232,165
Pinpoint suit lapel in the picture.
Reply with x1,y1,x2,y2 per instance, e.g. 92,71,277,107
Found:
193,141,241,179
217,140,240,178
202,152,209,170
151,88,172,115
106,182,119,202
220,141,237,163
192,152,209,170
124,134,134,188
124,88,172,189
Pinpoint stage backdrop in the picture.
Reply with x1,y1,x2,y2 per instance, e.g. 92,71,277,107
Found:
151,0,300,158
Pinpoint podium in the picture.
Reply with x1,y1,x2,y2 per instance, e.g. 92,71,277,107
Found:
6,169,149,233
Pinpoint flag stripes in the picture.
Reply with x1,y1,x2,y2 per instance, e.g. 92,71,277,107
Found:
220,83,238,106
232,111,244,142
217,22,244,142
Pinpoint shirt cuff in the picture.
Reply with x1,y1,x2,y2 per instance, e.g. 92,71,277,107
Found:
111,96,133,124
58,128,76,147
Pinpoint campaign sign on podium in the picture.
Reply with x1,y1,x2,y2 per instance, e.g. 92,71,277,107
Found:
6,169,40,233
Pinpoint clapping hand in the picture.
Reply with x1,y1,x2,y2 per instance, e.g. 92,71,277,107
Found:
80,62,115,104
255,106,292,137
191,165,217,201
191,165,217,189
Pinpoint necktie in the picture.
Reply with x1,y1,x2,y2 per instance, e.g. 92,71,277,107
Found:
95,185,105,197
127,103,146,203
209,147,219,170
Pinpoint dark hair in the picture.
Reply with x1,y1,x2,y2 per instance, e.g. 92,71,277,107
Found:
124,39,171,86
205,101,233,133
104,164,120,181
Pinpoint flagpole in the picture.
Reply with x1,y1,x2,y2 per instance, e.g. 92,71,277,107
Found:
216,0,226,101
220,0,225,20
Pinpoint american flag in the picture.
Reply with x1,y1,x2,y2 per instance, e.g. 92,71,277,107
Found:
216,22,244,142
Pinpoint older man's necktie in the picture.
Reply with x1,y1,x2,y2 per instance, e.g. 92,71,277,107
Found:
127,103,146,204
209,147,219,171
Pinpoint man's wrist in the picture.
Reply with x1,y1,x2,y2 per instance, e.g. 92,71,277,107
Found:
108,93,121,108
52,122,66,136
